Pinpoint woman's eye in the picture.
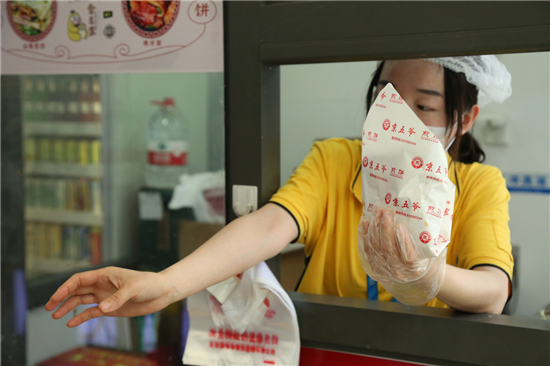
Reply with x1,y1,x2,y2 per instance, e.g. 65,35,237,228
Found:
417,105,432,111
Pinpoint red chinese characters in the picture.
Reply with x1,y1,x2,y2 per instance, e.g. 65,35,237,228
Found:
427,206,442,218
208,328,279,355
23,43,45,49
390,94,403,104
366,131,378,142
143,39,163,46
195,2,210,16
421,130,439,143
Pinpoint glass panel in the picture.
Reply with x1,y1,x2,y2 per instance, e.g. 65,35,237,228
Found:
21,74,104,280
280,52,550,318
3,71,225,365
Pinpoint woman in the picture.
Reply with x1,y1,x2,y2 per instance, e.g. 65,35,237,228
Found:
46,56,514,327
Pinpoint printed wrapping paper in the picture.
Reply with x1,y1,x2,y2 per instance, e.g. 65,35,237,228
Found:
361,83,455,259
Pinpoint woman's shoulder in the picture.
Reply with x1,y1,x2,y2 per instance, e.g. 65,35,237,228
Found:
313,138,362,161
453,160,506,191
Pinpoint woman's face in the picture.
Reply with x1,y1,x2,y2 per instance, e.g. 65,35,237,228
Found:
376,59,447,128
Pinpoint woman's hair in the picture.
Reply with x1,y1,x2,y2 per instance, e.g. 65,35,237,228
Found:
366,61,485,164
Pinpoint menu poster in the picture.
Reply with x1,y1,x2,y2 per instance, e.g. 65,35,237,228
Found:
1,0,223,74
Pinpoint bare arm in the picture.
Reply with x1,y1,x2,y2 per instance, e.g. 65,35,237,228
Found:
46,203,298,326
159,203,298,303
437,265,510,314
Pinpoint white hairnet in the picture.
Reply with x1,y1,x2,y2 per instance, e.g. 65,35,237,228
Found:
423,55,512,107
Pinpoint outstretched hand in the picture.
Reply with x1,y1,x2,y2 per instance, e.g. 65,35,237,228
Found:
45,267,174,327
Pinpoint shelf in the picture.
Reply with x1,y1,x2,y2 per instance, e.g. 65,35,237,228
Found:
29,258,92,275
23,121,102,137
24,162,103,178
26,208,103,226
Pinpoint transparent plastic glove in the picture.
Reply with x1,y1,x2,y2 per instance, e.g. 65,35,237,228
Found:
358,206,447,305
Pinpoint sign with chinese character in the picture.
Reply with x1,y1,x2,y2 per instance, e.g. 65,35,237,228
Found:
1,0,223,74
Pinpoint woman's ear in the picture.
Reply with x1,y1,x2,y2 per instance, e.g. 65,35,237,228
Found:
461,105,480,135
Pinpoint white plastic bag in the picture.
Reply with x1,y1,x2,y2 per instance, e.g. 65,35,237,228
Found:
183,262,300,366
358,83,455,305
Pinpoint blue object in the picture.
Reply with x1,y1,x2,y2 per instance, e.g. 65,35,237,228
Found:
505,173,550,194
13,269,27,336
180,299,190,357
367,275,378,300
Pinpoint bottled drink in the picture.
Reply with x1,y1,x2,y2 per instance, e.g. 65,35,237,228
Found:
145,98,189,188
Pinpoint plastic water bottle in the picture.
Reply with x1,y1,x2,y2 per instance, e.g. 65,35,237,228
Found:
145,98,189,188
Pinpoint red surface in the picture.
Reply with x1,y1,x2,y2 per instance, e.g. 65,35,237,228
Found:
299,347,425,366
38,347,158,366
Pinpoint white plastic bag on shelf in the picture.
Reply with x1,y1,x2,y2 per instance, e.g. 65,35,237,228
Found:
168,170,225,224
183,261,300,366
358,83,455,305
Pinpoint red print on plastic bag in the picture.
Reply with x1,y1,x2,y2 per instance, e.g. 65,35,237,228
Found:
382,119,391,131
419,231,431,244
385,193,392,205
411,156,423,169
264,298,276,319
362,156,369,168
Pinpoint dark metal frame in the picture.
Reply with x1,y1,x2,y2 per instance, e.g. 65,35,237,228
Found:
224,1,550,365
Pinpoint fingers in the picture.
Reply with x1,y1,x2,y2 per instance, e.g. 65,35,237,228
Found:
370,208,383,255
52,294,97,320
66,306,105,328
46,270,103,311
98,287,132,314
361,219,369,237
396,223,418,263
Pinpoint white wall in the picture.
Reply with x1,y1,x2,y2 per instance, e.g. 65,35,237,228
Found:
473,52,550,317
107,72,211,260
281,53,550,318
280,61,378,186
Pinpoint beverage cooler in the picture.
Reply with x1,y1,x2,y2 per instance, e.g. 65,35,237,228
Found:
20,74,107,279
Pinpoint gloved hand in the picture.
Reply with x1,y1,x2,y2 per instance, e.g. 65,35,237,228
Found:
358,206,447,305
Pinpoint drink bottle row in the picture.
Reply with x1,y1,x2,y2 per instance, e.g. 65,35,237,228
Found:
24,137,102,164
25,222,102,265
20,75,102,122
22,99,102,122
25,177,102,213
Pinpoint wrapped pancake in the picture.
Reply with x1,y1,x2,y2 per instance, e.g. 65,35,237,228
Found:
10,0,53,33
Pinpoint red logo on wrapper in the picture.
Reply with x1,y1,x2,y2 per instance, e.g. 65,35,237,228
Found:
385,193,392,205
411,156,423,169
362,156,369,167
419,231,431,244
382,119,391,131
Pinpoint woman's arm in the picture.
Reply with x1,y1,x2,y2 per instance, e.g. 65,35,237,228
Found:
359,208,510,313
159,203,298,303
436,265,509,314
46,203,298,326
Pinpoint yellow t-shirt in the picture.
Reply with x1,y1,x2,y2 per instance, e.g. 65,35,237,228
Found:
269,138,513,308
